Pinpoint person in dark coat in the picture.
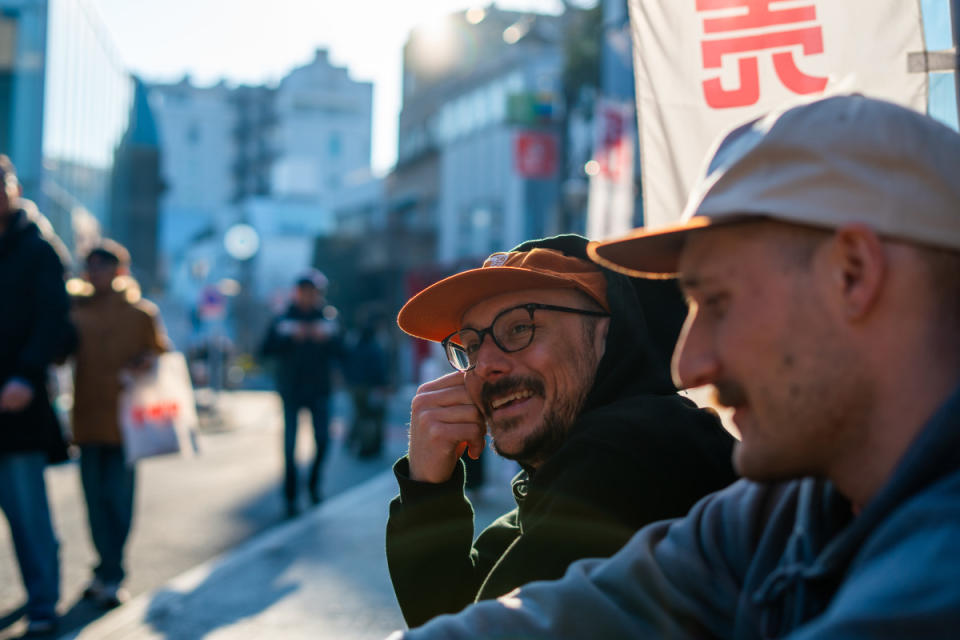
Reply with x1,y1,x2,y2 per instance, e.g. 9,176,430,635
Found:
386,234,738,628
0,155,73,635
260,269,343,516
344,324,389,458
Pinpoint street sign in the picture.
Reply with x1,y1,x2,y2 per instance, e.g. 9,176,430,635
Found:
198,285,226,320
514,131,557,178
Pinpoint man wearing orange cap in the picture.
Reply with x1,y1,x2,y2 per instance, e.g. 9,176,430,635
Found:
390,96,960,639
387,234,737,627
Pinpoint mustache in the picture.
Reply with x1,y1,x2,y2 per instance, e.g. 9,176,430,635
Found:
711,380,748,408
480,376,545,415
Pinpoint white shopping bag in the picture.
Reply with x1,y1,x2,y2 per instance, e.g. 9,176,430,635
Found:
120,352,200,465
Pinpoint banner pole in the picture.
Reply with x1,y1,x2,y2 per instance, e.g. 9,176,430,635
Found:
952,0,960,123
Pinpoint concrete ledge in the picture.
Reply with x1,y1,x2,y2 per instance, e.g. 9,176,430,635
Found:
62,465,516,640
63,471,406,640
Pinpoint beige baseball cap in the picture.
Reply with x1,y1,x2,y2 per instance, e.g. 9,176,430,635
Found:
588,95,960,278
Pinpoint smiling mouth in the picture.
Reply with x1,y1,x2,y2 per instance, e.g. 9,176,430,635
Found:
491,390,535,410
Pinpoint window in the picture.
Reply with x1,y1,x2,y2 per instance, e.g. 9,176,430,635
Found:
329,132,342,157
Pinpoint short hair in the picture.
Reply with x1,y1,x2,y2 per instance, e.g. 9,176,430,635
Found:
85,239,130,268
294,268,328,290
917,244,960,334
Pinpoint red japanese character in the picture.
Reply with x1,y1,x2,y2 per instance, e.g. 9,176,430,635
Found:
700,26,828,108
697,0,816,33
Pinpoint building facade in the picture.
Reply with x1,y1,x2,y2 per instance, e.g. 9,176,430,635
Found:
0,0,161,285
393,6,566,266
149,49,376,353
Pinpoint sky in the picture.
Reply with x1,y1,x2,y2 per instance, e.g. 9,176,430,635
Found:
87,0,585,176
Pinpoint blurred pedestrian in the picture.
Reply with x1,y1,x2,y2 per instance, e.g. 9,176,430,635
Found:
260,269,343,516
345,323,389,458
0,155,73,636
69,239,167,609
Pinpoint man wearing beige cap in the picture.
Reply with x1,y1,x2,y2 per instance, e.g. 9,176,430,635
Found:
391,95,960,639
387,234,737,627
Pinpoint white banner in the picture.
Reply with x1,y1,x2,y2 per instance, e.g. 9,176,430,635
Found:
586,98,636,240
629,0,927,229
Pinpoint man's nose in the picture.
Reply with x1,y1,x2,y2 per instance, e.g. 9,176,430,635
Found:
472,335,512,380
671,313,719,390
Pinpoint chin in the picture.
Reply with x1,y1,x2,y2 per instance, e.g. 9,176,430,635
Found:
489,422,531,459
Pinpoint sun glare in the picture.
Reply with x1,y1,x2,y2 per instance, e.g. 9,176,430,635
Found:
465,7,487,24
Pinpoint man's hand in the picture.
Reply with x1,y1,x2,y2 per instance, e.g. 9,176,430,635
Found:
408,371,486,483
308,321,332,342
126,352,157,374
0,378,34,412
293,322,310,341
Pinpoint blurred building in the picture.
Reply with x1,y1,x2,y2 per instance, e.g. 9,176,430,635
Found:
149,49,376,354
0,0,162,284
391,6,566,268
109,78,164,294
149,78,238,283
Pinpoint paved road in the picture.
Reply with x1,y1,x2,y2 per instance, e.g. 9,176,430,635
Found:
0,390,412,639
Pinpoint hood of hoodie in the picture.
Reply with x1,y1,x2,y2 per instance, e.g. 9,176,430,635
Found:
511,234,686,412
0,199,72,268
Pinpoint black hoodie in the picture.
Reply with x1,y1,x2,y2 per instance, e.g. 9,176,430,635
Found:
386,235,738,628
0,202,73,461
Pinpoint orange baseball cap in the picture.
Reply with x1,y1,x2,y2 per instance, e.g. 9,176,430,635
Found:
397,248,609,342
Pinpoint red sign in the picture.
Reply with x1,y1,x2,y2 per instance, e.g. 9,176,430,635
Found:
514,132,557,178
697,0,828,109
594,104,631,180
131,401,181,427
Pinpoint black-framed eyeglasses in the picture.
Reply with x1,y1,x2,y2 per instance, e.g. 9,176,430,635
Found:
441,303,609,372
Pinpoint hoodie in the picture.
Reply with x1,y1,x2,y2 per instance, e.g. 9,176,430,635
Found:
0,202,73,460
386,234,738,628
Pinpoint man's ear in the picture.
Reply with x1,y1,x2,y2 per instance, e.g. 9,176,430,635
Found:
825,224,886,320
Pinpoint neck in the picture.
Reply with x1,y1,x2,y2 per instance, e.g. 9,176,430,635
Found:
830,354,960,509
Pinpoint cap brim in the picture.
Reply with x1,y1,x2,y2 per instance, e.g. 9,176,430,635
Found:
398,267,588,342
587,216,719,278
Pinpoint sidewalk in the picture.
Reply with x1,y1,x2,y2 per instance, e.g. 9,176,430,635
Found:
64,452,516,639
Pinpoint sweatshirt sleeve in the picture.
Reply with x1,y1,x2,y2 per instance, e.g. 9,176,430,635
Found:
399,481,756,640
137,301,169,355
386,456,520,628
259,317,292,358
15,240,70,382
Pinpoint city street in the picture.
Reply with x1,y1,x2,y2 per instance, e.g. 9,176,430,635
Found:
0,390,412,639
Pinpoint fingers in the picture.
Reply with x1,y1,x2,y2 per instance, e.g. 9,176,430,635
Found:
408,372,486,483
416,370,469,393
463,438,486,460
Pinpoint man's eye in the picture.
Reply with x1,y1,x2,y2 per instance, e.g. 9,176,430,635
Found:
463,341,481,355
702,293,729,316
506,322,533,336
